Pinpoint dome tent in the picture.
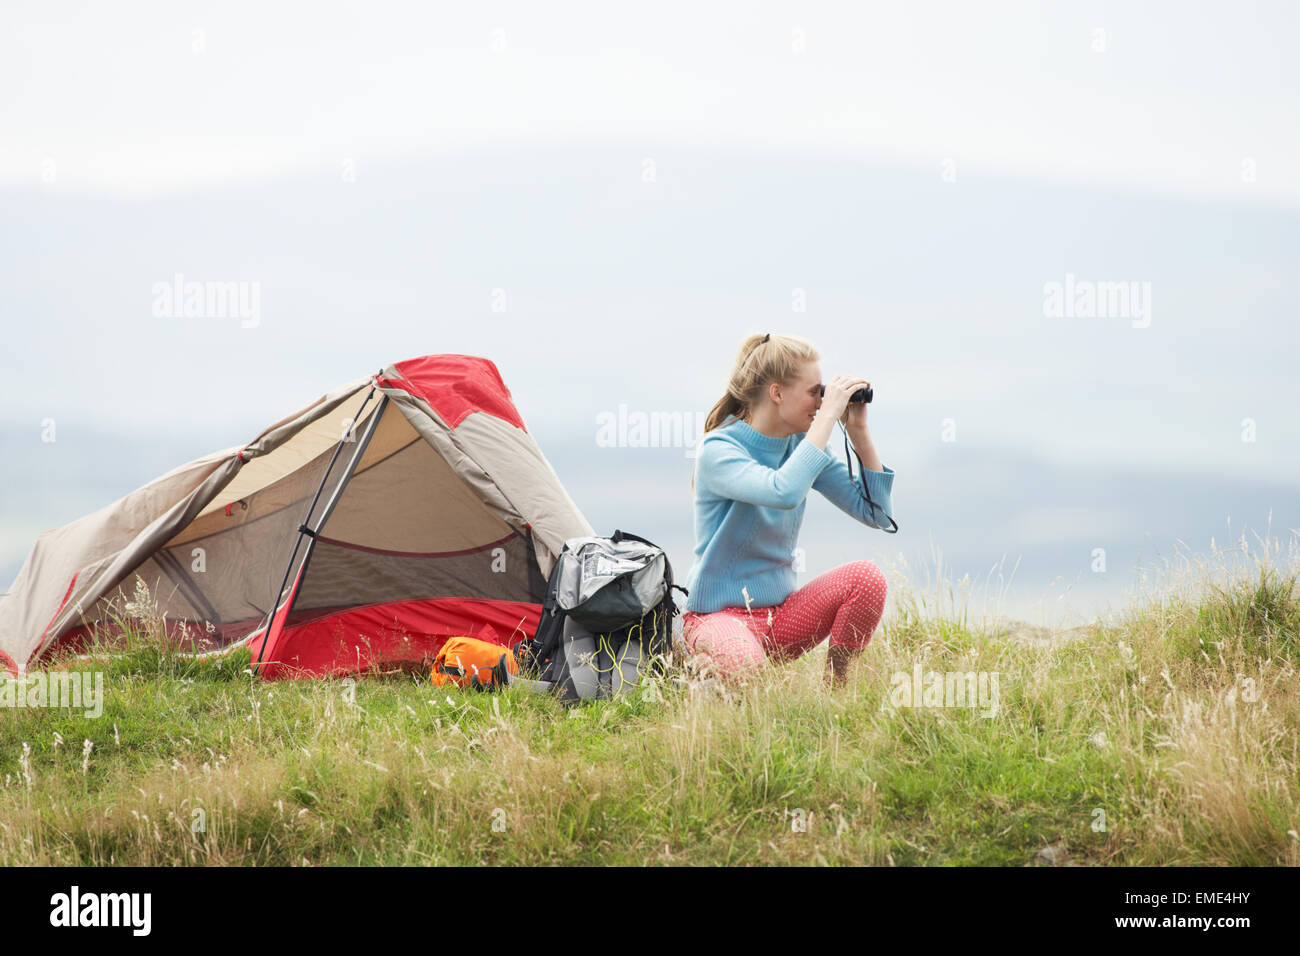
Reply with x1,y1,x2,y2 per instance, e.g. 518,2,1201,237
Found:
0,355,594,678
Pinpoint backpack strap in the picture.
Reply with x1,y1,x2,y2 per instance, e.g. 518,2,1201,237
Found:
610,529,660,548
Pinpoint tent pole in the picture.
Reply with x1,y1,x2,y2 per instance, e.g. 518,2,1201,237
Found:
252,385,377,675
274,393,390,639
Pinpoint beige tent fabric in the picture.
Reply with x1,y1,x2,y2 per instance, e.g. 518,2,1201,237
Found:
79,423,366,641
188,382,380,526
376,386,594,577
454,412,596,573
0,450,242,671
0,377,372,673
319,403,516,553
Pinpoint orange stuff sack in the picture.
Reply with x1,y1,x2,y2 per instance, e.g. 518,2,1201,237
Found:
430,635,518,691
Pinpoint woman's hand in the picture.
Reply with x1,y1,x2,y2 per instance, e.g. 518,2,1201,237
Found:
815,374,871,426
841,385,870,432
806,374,872,451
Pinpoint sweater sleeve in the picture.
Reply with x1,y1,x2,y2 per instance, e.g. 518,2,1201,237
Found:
812,451,896,530
696,435,831,509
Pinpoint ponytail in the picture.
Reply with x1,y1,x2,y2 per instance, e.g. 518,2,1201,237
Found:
691,332,819,492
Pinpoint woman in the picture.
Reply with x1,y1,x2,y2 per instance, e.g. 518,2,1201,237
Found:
683,332,896,689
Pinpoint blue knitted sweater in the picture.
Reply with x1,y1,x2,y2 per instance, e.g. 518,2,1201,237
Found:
684,417,896,614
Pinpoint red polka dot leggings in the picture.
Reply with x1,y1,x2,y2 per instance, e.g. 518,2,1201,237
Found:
681,561,888,683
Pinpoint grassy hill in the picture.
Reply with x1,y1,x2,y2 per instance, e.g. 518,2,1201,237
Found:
1,542,1297,866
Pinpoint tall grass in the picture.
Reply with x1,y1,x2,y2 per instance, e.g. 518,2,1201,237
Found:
1,532,1296,865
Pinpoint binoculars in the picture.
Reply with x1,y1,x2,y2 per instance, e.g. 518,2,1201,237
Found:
819,383,873,404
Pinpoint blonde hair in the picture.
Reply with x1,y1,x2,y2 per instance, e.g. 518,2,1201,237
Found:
692,333,819,491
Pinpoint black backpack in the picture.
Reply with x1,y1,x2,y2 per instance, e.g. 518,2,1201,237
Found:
512,530,687,704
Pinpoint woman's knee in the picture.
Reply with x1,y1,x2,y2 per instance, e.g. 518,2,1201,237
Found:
839,560,887,604
832,562,887,649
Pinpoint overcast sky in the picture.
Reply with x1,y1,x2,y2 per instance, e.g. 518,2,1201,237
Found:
2,1,1297,627
4,1,1299,202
